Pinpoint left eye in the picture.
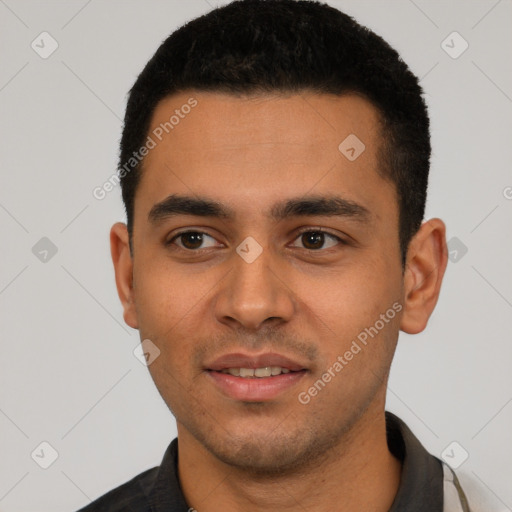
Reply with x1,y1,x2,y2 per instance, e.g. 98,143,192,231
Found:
290,230,342,250
170,231,219,250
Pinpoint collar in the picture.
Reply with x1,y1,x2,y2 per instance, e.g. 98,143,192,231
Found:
386,411,444,511
146,411,444,511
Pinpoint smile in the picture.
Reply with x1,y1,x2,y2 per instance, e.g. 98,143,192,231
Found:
219,366,292,377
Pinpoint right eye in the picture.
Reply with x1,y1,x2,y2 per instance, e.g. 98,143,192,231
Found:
166,231,221,251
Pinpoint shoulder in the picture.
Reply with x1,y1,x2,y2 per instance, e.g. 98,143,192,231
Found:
442,463,508,512
75,466,159,511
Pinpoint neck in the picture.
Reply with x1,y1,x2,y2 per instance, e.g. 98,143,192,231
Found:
177,407,402,512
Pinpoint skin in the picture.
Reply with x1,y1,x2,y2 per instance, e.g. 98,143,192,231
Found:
110,91,448,511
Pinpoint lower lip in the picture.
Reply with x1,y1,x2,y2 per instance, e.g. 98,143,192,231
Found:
207,370,307,402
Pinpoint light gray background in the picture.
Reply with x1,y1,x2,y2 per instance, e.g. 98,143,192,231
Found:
1,1,511,510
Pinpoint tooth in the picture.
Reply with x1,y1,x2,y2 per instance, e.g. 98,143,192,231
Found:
239,368,255,377
270,366,282,375
227,368,240,376
281,368,290,374
255,367,272,377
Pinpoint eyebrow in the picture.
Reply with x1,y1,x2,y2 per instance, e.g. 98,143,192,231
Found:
148,194,372,225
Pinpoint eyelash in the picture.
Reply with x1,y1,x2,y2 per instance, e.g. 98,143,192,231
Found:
166,228,346,253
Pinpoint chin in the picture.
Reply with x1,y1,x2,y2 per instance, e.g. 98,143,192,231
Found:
217,440,311,475
193,421,336,477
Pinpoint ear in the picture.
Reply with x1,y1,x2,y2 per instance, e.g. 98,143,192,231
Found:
400,218,448,334
110,222,138,329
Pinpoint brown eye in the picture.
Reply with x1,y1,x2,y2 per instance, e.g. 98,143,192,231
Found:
291,230,342,251
302,232,324,250
169,231,218,250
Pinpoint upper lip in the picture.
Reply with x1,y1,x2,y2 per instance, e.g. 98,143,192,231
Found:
205,352,307,372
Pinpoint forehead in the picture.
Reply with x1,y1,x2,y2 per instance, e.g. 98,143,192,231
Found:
136,91,395,224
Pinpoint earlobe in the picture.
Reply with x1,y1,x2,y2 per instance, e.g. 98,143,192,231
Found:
400,218,448,335
110,222,139,330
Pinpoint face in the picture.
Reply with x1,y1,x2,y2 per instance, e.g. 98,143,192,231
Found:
111,91,446,474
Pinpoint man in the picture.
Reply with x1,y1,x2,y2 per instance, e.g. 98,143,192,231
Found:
78,0,477,510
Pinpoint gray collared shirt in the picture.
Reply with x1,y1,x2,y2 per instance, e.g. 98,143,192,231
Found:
76,411,470,511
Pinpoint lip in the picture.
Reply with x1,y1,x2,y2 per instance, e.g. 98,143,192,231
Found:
204,352,308,402
205,352,307,372
207,369,307,402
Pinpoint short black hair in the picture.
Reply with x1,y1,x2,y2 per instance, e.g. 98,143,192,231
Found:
119,0,430,267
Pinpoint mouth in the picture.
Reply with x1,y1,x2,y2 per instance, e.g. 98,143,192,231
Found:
216,366,295,378
204,353,308,402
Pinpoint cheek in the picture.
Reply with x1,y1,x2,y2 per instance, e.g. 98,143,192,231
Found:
300,262,398,328
295,258,402,378
132,258,226,384
134,263,201,407
133,257,209,333
302,274,401,407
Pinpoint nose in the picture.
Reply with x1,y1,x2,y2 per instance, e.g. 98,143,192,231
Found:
214,245,296,331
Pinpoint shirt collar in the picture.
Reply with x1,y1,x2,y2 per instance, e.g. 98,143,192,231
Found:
386,411,444,511
147,411,444,511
